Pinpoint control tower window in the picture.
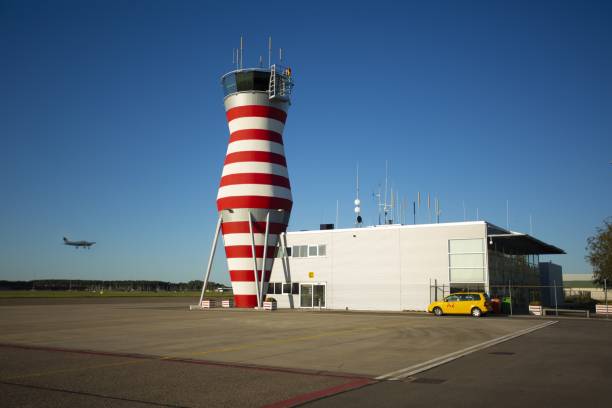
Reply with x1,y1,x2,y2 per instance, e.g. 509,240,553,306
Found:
236,71,270,92
223,70,271,97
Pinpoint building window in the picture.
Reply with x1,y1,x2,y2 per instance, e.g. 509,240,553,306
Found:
290,244,326,258
449,239,483,253
292,245,308,258
268,282,298,295
448,239,485,283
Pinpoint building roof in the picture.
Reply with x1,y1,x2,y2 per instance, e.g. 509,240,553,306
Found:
287,221,565,255
288,221,487,235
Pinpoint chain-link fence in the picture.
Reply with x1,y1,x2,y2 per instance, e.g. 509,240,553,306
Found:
429,281,611,317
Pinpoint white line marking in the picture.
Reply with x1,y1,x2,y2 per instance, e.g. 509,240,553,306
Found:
375,320,558,381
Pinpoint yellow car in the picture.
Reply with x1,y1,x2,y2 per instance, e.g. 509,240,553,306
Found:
428,292,493,317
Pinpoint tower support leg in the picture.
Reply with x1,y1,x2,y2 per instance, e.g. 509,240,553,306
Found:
247,211,261,307
259,212,271,307
280,232,294,308
198,215,222,306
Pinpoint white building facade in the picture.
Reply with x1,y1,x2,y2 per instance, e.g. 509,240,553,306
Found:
266,221,564,312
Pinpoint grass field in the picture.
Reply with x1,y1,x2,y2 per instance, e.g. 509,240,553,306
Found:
563,281,598,288
0,290,232,299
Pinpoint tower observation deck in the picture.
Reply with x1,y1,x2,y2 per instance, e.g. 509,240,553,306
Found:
221,65,293,101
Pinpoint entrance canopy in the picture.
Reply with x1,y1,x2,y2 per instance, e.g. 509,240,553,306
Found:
486,222,564,255
488,231,565,255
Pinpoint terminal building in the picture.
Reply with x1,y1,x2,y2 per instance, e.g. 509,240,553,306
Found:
266,221,565,312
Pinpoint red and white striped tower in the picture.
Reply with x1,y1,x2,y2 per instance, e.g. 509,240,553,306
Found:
215,65,293,308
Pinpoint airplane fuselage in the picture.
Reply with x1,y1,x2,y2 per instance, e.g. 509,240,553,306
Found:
63,237,95,249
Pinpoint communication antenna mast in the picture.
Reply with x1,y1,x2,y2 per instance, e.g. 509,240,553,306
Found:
396,191,399,223
279,47,283,63
390,187,394,224
396,191,400,223
268,36,272,67
506,200,509,230
240,36,244,69
373,187,382,225
382,161,393,224
336,199,339,228
354,163,362,227
384,161,388,218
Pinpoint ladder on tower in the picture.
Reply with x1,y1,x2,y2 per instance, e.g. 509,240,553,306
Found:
269,64,277,100
268,64,291,101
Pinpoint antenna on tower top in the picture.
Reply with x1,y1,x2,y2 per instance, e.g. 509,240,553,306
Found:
279,48,283,62
354,163,362,227
268,36,272,67
240,36,244,69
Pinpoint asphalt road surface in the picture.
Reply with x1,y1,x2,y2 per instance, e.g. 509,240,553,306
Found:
0,297,609,407
304,318,612,407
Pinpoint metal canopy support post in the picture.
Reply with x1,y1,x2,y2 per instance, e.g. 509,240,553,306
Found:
198,215,222,306
259,212,271,307
247,211,261,307
509,280,513,316
553,280,558,316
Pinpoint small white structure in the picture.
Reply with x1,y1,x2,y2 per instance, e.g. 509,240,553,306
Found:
267,221,564,312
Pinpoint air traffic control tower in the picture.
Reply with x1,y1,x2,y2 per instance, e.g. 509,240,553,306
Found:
212,56,294,308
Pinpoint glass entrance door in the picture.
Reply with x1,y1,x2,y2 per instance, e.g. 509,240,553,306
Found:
313,284,325,308
300,283,326,308
300,284,313,307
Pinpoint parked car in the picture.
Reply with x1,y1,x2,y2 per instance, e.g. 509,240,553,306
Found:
428,292,493,317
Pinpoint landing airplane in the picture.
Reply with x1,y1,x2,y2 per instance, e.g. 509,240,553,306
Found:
63,237,96,249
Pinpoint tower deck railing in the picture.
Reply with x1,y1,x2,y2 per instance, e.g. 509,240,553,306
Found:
221,65,293,100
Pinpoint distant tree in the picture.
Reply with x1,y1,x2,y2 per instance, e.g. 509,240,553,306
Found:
586,217,612,286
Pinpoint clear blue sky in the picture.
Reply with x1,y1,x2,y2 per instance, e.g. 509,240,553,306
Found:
1,0,611,284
